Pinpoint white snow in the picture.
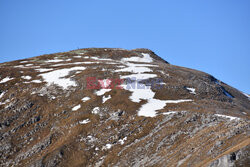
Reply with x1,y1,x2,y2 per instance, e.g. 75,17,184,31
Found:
35,68,54,72
112,53,194,117
124,63,157,67
45,59,65,63
21,76,32,80
120,74,192,117
14,65,25,68
79,119,90,124
121,53,153,63
95,79,112,96
0,77,14,84
215,114,240,121
91,57,114,61
120,73,158,80
115,66,152,73
98,79,112,89
39,66,86,89
118,137,127,145
25,64,33,67
242,92,250,100
82,97,91,102
138,99,192,117
127,88,155,103
186,87,196,94
102,144,112,150
163,111,178,115
72,104,81,111
50,62,94,67
82,62,98,64
0,92,5,99
102,95,111,103
20,61,28,63
165,99,193,103
92,107,100,114
73,56,82,58
95,89,112,96
31,80,43,83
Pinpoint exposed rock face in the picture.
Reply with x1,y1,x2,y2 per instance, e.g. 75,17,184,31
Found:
0,48,249,166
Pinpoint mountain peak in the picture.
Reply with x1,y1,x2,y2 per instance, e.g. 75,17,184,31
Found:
0,48,249,166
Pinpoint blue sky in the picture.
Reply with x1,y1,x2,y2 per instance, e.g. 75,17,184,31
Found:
0,0,249,93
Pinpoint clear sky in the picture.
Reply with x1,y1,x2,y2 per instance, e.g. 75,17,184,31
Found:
0,0,249,93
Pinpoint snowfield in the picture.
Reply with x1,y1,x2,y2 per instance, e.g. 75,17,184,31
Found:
39,67,86,89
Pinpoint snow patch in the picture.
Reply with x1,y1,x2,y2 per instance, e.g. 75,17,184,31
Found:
118,137,127,145
127,88,155,103
35,68,54,72
74,56,82,58
121,53,153,63
72,104,81,111
21,76,32,80
25,64,34,67
120,74,158,80
45,59,65,63
165,99,193,104
79,119,90,124
242,92,250,100
102,95,111,103
82,97,91,102
163,111,178,115
92,107,100,114
51,62,96,67
39,66,86,89
0,77,14,84
20,61,29,63
95,89,112,96
115,66,152,73
102,144,112,150
186,87,196,94
91,57,114,61
98,79,112,88
0,92,5,99
138,99,192,117
31,80,43,83
215,114,240,121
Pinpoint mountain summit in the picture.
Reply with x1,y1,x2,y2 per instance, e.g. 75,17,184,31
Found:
0,48,249,166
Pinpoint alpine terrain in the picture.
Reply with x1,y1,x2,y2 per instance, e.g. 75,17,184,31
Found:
0,48,249,167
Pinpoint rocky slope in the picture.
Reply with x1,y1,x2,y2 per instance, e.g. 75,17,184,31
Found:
0,48,249,167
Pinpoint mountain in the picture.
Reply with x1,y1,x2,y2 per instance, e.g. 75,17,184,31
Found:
0,48,249,167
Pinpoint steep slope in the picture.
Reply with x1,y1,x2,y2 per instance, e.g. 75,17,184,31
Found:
0,48,249,167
